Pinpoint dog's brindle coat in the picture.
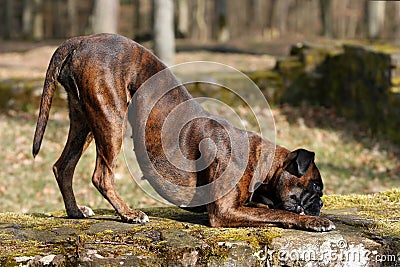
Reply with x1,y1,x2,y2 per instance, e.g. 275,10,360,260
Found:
33,34,334,231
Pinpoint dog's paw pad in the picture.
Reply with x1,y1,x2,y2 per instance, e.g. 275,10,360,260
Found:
79,206,95,217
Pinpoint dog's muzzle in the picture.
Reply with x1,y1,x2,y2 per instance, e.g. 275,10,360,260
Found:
283,183,324,216
299,185,324,216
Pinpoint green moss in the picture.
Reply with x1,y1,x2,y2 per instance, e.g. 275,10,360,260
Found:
85,207,283,264
247,70,282,81
0,212,95,232
276,58,304,75
0,212,62,229
201,227,281,249
279,41,400,144
370,43,400,54
340,40,400,54
322,189,400,236
0,240,44,266
391,76,400,86
323,189,400,208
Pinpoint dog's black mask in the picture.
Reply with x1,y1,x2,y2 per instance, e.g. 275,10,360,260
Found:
278,149,324,216
250,149,324,216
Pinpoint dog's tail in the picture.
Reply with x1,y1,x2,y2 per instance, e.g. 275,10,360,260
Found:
32,37,83,158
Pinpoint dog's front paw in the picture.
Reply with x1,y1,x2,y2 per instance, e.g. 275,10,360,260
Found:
301,216,336,232
78,206,95,217
120,209,149,225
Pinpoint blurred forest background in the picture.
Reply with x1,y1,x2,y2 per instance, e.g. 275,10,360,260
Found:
0,0,399,213
2,0,400,43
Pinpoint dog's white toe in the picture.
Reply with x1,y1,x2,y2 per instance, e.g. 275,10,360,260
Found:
138,212,150,224
79,206,95,217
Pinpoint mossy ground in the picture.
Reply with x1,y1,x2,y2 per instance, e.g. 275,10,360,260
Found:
0,207,283,265
0,195,399,265
322,189,400,236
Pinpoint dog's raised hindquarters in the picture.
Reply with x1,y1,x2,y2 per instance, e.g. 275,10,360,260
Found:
33,33,334,231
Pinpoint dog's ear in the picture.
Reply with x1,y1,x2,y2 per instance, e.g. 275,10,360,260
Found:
283,149,315,177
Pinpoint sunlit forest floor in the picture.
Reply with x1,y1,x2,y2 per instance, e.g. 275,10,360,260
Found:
1,104,398,213
0,43,399,213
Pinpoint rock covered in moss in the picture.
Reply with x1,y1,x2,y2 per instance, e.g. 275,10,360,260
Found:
0,196,399,266
275,41,400,145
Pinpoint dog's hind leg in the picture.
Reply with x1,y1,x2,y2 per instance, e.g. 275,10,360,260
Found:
89,111,149,224
53,100,94,218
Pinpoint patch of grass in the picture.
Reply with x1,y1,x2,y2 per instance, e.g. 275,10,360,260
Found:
0,102,398,213
272,105,399,195
0,108,161,214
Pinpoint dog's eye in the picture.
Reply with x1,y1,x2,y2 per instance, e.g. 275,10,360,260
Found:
313,183,321,192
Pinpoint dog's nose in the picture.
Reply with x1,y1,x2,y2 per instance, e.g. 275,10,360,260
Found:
319,200,324,208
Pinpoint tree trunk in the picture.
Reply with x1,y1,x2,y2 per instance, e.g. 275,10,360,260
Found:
4,0,14,39
366,0,386,39
319,0,333,37
133,0,141,37
215,0,229,42
177,0,189,38
195,0,207,42
394,2,400,44
91,0,119,34
250,0,263,36
32,0,44,40
52,0,63,38
153,0,175,66
270,0,291,35
67,0,79,36
22,0,34,38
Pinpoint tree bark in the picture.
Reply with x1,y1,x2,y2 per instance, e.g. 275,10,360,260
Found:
366,0,386,39
91,0,120,34
177,0,189,37
153,0,175,66
4,0,14,39
250,0,263,36
67,0,79,36
319,0,333,37
195,0,207,42
52,0,63,38
32,0,44,40
270,0,291,34
394,1,400,44
133,0,141,37
22,0,34,38
215,0,229,42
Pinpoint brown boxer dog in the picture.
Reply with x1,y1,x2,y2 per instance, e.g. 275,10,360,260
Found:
33,33,335,231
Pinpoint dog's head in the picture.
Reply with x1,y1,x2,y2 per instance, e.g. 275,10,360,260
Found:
274,148,324,216
251,148,324,216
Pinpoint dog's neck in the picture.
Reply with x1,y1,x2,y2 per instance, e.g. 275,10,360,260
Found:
261,141,290,188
